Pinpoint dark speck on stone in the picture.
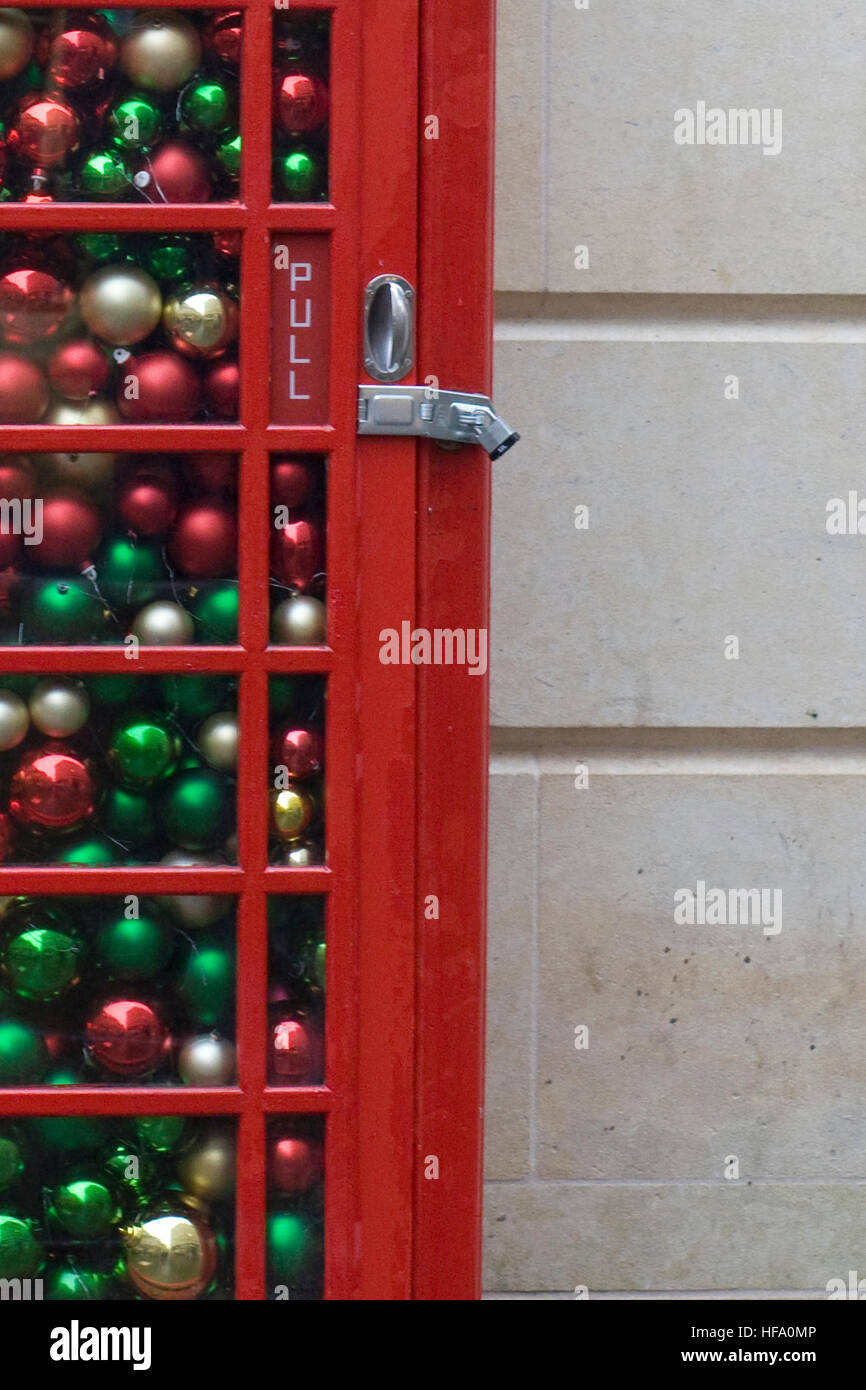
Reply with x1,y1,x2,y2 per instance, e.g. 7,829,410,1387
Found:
744,956,751,964
809,1044,816,1050
637,868,643,874
664,947,670,954
670,1018,677,1024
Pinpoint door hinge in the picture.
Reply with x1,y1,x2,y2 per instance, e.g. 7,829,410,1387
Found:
357,385,520,460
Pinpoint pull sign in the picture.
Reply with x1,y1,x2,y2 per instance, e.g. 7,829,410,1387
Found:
358,385,520,460
364,274,415,382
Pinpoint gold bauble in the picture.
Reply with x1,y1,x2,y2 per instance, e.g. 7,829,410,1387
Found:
176,1128,235,1203
79,265,162,347
0,9,33,81
163,286,238,358
271,786,317,842
41,399,119,490
122,1208,216,1301
120,11,202,92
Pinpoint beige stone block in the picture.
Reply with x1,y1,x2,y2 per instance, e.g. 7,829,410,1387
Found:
491,337,866,727
495,0,545,291
536,773,866,1181
547,0,866,293
485,766,537,1179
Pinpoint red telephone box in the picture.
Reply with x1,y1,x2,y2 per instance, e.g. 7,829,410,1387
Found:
0,0,510,1302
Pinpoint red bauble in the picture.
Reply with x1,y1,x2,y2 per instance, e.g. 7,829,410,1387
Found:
85,999,169,1077
146,140,212,203
275,70,329,134
204,10,243,66
269,1136,323,1194
47,338,111,400
46,14,117,91
8,97,79,168
203,358,238,417
271,726,324,781
271,516,323,592
268,1008,322,1084
0,811,15,863
0,269,73,344
0,531,21,567
168,500,237,577
271,457,316,509
118,351,200,422
213,230,241,260
30,490,102,569
0,354,48,422
8,742,97,831
117,464,179,536
0,455,33,500
182,453,237,496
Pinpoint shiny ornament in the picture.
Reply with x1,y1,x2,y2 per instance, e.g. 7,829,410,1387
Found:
212,230,241,260
189,584,238,642
3,922,80,999
144,234,194,286
215,131,240,177
270,786,317,842
8,743,96,832
122,1205,216,1301
271,516,323,592
176,1128,235,1202
95,906,172,980
118,350,200,421
272,456,316,508
145,139,212,202
46,13,117,90
98,535,166,608
0,1019,46,1083
8,96,79,169
79,148,129,199
22,577,103,643
159,674,234,722
160,861,231,931
0,352,48,421
163,285,238,358
196,712,238,772
120,11,201,91
177,1032,235,1085
271,594,327,645
0,1214,41,1280
0,1129,24,1189
0,455,32,499
160,768,233,852
109,94,162,151
278,837,323,868
267,1211,311,1282
80,264,162,346
102,785,157,844
270,1135,323,1194
275,148,319,200
41,400,119,489
31,490,102,570
0,689,28,750
28,677,90,738
135,1114,186,1153
117,463,179,535
272,726,324,781
53,833,119,866
176,939,233,1028
269,1009,322,1083
47,339,111,401
182,451,236,495
181,79,233,134
131,599,195,645
203,356,238,416
109,715,180,787
0,9,33,80
51,1179,117,1237
86,997,169,1077
45,1265,115,1300
168,500,236,577
0,268,73,343
204,10,242,67
275,70,329,134
75,231,123,262
29,1071,107,1150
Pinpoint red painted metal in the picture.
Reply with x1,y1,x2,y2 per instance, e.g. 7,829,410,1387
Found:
0,0,494,1301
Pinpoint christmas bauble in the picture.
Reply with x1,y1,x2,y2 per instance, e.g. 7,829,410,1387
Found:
275,147,319,200
270,1135,323,1194
168,500,236,577
204,10,242,67
52,833,119,866
189,583,238,642
270,786,317,842
118,350,200,421
30,490,102,569
8,743,96,832
0,1128,24,1189
8,96,79,169
144,235,194,285
121,1206,216,1301
275,70,329,134
145,139,212,202
116,463,178,534
271,517,323,592
176,938,233,1028
134,1114,186,1153
22,577,103,643
267,1211,311,1282
109,94,162,151
158,674,234,722
46,13,117,90
28,677,90,737
3,922,80,999
51,1179,117,1237
272,726,324,781
86,997,169,1076
45,1266,115,1300
272,457,316,508
160,769,233,851
182,452,236,495
120,12,202,91
0,9,33,81
163,285,238,357
271,594,327,645
215,131,240,178
277,837,323,868
177,1032,235,1085
80,264,162,345
131,600,195,645
269,1009,322,1083
79,148,129,199
97,535,166,608
0,1019,46,1083
0,268,73,343
196,712,238,772
181,79,233,133
94,905,172,979
0,689,28,750
28,1071,107,1149
47,339,112,400
176,1128,235,1202
102,785,157,844
109,714,180,786
212,230,241,261
0,1214,41,1280
160,862,231,931
0,352,48,421
40,401,119,489
203,357,238,416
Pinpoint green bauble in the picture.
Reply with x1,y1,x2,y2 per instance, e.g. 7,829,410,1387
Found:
95,906,172,980
275,148,319,200
0,1215,42,1280
176,939,233,1028
145,235,195,287
267,1211,311,1282
158,674,234,724
0,674,35,697
0,1020,47,1084
102,786,157,844
29,1072,107,1152
189,584,238,642
182,80,233,133
80,150,129,199
51,1179,118,1238
23,578,104,643
0,1129,24,1190
269,676,300,716
216,132,241,177
3,924,81,1000
314,939,326,991
109,95,162,151
109,715,181,787
87,674,153,708
97,537,167,609
46,1265,115,1300
74,232,124,262
160,768,233,851
52,835,120,867
103,1141,158,1210
134,1115,186,1153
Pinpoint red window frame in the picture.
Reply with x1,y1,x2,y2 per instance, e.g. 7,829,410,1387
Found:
0,0,493,1301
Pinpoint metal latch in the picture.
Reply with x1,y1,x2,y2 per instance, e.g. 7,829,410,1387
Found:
357,385,520,460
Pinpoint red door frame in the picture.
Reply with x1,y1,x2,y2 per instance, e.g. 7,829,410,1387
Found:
0,0,494,1301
